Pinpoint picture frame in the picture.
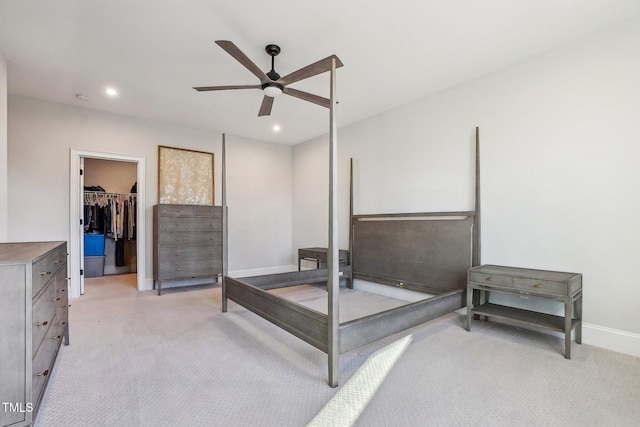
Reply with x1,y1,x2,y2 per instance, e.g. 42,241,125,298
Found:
158,146,214,205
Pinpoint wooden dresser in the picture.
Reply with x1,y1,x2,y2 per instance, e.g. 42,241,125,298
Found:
153,204,223,295
0,241,69,427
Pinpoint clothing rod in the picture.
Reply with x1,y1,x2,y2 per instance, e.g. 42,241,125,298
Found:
84,191,137,197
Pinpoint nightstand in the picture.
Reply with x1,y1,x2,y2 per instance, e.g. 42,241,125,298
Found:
466,264,582,359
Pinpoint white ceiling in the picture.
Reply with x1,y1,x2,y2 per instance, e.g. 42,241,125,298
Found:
1,1,639,145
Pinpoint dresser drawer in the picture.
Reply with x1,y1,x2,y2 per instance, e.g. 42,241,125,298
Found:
32,280,57,355
516,278,568,296
157,204,221,217
468,271,513,287
158,216,222,232
157,204,197,217
32,325,63,407
158,259,222,280
159,245,222,262
158,231,221,247
32,244,67,298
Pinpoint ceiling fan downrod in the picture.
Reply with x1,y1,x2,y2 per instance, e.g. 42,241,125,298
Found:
265,44,281,81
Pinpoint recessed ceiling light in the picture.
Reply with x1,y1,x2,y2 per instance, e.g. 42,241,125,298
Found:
105,87,118,97
273,125,281,132
76,94,89,102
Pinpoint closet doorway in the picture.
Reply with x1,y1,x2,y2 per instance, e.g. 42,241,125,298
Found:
84,158,137,278
69,149,146,298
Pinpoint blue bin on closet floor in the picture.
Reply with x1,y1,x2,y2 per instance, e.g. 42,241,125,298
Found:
84,234,105,256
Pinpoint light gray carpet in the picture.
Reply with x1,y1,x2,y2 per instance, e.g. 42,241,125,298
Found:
34,274,640,426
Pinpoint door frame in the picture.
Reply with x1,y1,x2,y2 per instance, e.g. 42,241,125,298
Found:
69,148,146,298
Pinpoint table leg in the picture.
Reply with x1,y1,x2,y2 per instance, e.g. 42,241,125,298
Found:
575,292,583,344
564,298,572,359
466,287,473,331
63,323,70,346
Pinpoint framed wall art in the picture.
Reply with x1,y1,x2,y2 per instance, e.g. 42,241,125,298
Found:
158,146,214,205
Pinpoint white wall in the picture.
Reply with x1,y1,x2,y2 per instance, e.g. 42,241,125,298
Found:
0,51,7,241
293,19,640,355
8,96,293,284
84,158,137,194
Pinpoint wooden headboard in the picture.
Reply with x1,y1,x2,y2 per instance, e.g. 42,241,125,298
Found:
351,212,476,294
349,128,480,294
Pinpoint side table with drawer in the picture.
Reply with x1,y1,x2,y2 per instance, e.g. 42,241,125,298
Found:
297,247,349,270
466,264,582,359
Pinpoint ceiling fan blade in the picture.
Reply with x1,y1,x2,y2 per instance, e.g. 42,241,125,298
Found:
283,87,330,108
215,40,269,83
258,96,274,116
278,55,344,86
193,84,261,92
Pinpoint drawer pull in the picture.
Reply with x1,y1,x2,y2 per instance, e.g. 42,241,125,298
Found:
53,335,62,340
175,238,180,241
37,369,49,377
176,268,181,271
36,320,48,326
534,283,541,288
485,277,492,282
59,321,67,326
58,288,66,293
41,271,52,276
52,297,61,302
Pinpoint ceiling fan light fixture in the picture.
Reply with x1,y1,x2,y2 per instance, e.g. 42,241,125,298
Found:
262,83,283,97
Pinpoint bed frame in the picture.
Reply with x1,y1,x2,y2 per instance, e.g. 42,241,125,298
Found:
220,127,481,387
219,59,480,387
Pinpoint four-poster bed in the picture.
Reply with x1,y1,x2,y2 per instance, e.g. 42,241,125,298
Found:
219,58,481,386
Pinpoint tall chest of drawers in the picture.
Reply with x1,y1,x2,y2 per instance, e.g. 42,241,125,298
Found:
0,241,69,427
153,204,223,295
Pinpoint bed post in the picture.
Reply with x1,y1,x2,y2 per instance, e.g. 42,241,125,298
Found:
474,127,481,266
327,57,340,387
348,158,354,289
222,133,228,312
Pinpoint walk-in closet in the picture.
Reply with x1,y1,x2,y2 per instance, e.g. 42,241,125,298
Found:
83,158,137,279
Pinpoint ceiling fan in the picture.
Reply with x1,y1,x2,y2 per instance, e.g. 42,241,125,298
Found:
193,40,343,117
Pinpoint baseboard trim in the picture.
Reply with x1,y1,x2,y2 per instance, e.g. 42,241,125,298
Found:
229,264,297,278
583,323,640,358
139,265,298,292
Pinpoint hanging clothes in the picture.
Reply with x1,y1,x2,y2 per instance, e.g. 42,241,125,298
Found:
83,191,137,242
83,189,137,273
